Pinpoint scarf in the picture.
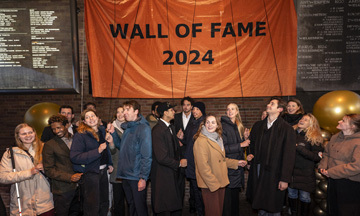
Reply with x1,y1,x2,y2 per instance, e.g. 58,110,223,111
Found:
201,125,224,151
113,119,124,133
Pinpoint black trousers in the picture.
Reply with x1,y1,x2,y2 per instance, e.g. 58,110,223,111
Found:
189,179,204,216
222,187,240,216
112,182,126,216
327,178,360,216
122,179,148,216
80,169,109,216
53,187,81,216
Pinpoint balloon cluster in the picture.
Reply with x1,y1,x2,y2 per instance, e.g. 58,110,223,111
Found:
313,169,327,216
24,102,60,138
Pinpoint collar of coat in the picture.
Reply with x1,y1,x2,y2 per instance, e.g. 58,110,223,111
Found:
197,133,225,157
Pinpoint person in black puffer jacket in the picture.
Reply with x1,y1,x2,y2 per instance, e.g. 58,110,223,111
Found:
221,103,250,216
288,113,324,216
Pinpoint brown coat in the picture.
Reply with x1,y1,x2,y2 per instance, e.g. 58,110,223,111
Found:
318,131,360,182
194,133,239,192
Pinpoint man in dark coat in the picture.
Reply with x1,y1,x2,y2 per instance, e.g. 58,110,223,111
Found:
173,96,194,209
151,102,187,215
246,97,296,215
183,102,206,216
42,114,82,216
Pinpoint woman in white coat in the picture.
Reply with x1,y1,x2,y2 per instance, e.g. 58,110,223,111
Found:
0,123,54,216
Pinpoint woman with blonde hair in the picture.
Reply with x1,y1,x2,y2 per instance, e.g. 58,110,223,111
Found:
70,109,113,216
288,114,324,216
0,123,54,215
193,114,247,216
220,103,250,216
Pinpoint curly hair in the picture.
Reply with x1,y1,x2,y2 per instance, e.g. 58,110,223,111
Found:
48,114,68,126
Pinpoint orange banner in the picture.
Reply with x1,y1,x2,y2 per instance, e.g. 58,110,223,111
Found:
85,0,297,98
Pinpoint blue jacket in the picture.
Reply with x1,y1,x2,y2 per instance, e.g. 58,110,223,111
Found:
114,114,152,181
70,126,112,173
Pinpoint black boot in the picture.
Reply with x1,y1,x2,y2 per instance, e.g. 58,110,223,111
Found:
288,198,298,215
299,201,311,216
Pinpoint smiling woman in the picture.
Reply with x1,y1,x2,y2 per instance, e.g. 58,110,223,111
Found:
193,114,247,216
0,123,55,215
70,109,114,216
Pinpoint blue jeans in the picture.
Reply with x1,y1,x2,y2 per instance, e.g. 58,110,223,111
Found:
288,187,311,203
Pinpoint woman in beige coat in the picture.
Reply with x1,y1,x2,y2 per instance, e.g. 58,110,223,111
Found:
0,123,54,216
193,114,247,216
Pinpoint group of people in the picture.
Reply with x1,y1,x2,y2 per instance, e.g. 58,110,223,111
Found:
0,97,360,216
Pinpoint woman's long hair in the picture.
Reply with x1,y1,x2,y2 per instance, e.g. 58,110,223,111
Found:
194,114,222,140
303,114,323,146
14,123,42,164
77,109,100,141
227,103,245,139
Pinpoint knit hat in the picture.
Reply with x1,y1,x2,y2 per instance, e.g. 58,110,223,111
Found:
193,102,206,115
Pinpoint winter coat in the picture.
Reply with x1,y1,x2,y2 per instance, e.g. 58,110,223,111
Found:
289,130,323,192
194,133,239,192
318,131,360,182
184,115,205,179
70,126,112,173
0,147,54,216
115,114,152,181
151,120,182,213
43,136,78,195
246,117,296,213
221,116,245,188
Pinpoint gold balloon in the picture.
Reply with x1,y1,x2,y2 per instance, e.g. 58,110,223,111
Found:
320,129,332,141
313,90,360,134
24,102,60,138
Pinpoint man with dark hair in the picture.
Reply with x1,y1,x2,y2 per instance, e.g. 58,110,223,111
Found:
182,101,206,216
146,101,161,129
83,102,96,111
114,100,152,216
173,96,194,211
41,105,77,142
246,97,296,215
174,96,194,142
151,102,187,216
42,114,82,216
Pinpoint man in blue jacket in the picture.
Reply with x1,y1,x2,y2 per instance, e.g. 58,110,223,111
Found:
115,100,152,216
